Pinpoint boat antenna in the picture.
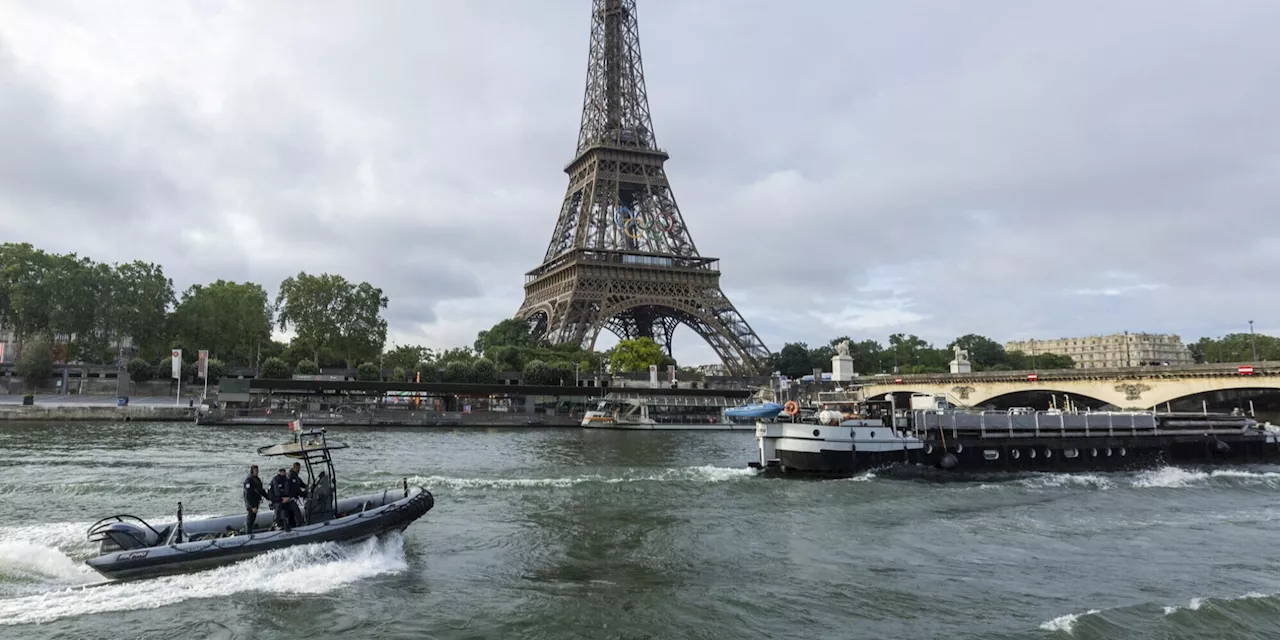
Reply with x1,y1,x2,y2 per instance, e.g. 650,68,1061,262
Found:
175,501,184,544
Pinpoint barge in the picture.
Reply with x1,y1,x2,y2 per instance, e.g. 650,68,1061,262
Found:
749,394,1280,476
582,392,758,430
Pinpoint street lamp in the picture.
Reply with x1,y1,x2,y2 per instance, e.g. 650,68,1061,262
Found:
1249,320,1257,361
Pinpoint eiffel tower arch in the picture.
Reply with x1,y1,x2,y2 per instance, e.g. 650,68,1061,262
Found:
516,0,772,376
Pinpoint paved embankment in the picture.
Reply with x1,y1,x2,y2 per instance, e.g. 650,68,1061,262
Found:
0,404,196,422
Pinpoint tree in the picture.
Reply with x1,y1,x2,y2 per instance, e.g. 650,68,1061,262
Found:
46,253,101,360
169,280,273,366
436,347,478,366
205,358,227,383
356,362,381,381
1192,333,1280,363
392,366,407,382
260,356,290,379
0,243,54,343
475,318,540,353
774,342,813,377
111,260,176,359
442,361,471,383
417,363,440,382
947,334,1007,370
523,359,550,385
1006,350,1075,370
127,357,153,382
470,358,497,383
548,361,577,385
383,344,432,373
16,341,54,395
295,358,321,375
275,272,389,367
609,338,666,373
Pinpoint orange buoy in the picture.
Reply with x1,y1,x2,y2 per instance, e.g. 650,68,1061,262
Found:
784,401,799,416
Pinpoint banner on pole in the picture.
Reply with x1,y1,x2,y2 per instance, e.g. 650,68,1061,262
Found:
288,416,302,433
197,350,209,379
171,349,182,379
667,364,676,383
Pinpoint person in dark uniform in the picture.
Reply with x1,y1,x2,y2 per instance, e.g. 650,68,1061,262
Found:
286,462,308,526
243,464,270,535
269,468,296,531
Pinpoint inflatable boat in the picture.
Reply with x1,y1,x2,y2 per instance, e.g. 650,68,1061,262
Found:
84,428,435,581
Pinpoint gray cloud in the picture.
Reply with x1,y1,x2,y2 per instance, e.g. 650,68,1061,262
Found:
1,0,1278,366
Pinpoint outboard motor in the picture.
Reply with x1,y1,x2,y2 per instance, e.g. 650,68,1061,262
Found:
89,521,158,554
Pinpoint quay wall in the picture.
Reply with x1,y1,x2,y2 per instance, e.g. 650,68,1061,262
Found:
0,405,195,422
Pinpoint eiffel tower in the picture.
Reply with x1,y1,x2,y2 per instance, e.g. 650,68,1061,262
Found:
516,0,772,376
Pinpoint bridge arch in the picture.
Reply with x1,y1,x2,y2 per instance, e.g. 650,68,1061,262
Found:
1142,380,1280,409
972,389,1112,410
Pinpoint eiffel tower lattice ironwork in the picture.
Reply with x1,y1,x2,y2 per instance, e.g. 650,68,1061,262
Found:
516,0,772,376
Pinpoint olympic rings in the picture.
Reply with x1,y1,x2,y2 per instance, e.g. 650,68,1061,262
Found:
613,207,679,240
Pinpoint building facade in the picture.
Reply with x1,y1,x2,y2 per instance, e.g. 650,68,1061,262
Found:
1004,332,1195,369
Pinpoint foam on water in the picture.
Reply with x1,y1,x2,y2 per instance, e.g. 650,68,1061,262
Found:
1039,608,1100,633
351,465,760,491
1161,590,1271,615
0,528,407,626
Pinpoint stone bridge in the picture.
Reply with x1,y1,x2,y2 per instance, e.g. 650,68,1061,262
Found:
851,362,1280,410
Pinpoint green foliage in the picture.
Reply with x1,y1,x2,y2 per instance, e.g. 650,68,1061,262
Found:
470,358,496,384
169,280,272,366
392,366,407,382
259,356,290,380
275,271,389,368
547,361,577,385
355,362,381,381
947,334,1007,369
383,344,432,374
773,333,1088,377
475,318,540,353
1192,333,1280,363
153,358,173,381
436,347,478,366
442,361,470,383
608,338,665,373
0,243,174,362
205,358,227,382
295,358,321,375
471,318,601,374
126,357,153,382
772,342,815,377
522,359,551,385
416,363,439,382
16,342,54,392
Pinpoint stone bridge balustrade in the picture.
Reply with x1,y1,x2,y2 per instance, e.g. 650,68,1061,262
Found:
852,361,1280,409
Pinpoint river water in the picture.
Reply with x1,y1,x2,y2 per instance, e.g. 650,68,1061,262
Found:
3,423,1280,639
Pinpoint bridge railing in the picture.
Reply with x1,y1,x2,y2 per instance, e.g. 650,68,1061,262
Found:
911,408,1254,441
856,361,1279,384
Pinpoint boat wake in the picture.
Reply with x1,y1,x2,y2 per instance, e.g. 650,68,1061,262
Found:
0,518,407,626
350,465,761,491
821,465,1280,492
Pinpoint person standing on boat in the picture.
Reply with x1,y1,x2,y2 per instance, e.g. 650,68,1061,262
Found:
283,463,307,527
243,464,270,535
269,467,298,531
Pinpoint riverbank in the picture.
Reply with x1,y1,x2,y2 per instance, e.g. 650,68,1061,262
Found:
0,404,195,422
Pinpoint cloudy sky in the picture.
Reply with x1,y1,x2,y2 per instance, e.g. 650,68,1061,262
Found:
1,0,1277,366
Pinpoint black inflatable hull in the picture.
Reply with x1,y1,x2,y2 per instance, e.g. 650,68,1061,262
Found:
85,486,434,581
